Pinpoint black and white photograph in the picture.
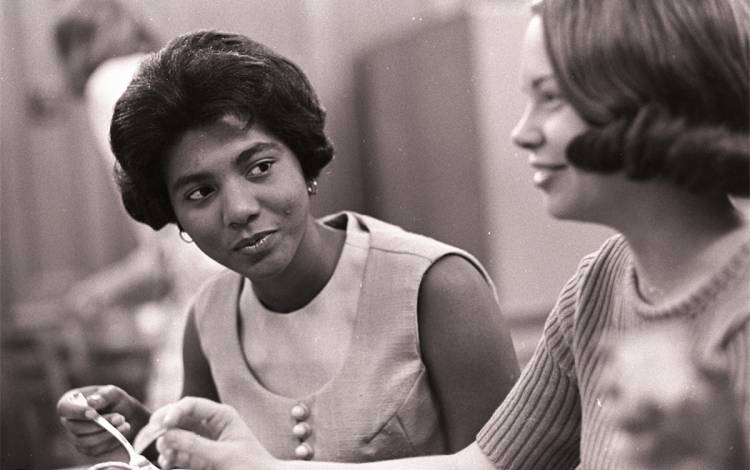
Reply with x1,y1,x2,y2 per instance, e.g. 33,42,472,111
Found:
1,0,748,468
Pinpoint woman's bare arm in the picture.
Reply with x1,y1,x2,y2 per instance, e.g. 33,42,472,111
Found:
417,255,520,451
181,309,220,401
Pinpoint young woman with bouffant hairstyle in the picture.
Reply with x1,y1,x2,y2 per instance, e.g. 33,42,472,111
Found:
56,29,519,466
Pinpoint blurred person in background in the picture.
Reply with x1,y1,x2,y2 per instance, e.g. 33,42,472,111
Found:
55,29,520,465
136,0,750,469
54,0,224,409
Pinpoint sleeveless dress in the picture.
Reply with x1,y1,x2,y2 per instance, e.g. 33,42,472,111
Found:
191,212,498,462
194,212,494,462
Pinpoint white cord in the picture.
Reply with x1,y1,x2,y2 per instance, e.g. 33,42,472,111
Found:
88,462,138,470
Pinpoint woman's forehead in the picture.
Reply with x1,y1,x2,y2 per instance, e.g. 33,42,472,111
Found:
519,16,554,87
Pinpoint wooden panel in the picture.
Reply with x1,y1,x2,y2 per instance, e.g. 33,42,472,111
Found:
357,13,487,261
1,0,37,318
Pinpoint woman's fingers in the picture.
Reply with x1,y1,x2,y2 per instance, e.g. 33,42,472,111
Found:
61,413,130,453
61,422,120,457
74,440,122,458
61,417,105,436
156,429,215,470
142,398,265,470
58,385,127,419
87,384,128,411
57,385,144,459
58,386,102,419
154,397,247,440
156,428,248,470
63,412,128,434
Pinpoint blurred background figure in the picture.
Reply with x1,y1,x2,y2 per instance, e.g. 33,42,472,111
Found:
53,0,224,410
54,0,224,410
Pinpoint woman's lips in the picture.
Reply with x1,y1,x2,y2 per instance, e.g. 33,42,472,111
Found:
232,230,275,252
530,161,568,189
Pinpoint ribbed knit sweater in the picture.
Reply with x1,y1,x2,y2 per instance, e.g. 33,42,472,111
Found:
477,234,750,469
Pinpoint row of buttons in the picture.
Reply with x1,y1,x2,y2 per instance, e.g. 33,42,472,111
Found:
291,403,314,460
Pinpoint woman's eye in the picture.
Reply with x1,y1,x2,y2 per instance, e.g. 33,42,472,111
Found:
186,186,213,201
247,160,274,178
539,90,562,106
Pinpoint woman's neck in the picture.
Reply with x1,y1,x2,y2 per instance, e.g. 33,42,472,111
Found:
613,188,748,304
252,218,346,313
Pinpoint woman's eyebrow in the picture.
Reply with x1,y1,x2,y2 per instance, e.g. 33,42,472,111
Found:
170,142,282,193
531,75,556,89
170,170,210,193
520,74,555,94
236,142,280,166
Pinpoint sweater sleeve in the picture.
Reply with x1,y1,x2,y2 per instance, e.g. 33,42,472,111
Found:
476,254,596,470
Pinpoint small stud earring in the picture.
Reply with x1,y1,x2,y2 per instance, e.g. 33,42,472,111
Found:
179,229,193,243
306,179,318,196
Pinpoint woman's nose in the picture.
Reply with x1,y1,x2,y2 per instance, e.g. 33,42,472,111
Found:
222,180,260,228
511,106,544,151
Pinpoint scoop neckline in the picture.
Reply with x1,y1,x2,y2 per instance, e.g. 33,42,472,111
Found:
234,213,371,402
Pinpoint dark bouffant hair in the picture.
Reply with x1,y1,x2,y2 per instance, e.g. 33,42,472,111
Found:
535,0,749,196
110,30,335,230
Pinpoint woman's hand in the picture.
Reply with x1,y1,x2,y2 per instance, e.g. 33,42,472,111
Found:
138,397,275,470
57,385,150,456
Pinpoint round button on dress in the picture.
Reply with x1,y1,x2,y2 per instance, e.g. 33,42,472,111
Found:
292,422,312,439
294,442,314,460
290,403,310,421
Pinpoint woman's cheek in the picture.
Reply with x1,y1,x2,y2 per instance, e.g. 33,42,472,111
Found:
282,191,308,217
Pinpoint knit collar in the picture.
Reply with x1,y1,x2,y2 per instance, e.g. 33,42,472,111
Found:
626,238,750,319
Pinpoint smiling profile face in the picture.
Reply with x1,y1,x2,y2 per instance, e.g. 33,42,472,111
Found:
512,16,626,223
164,115,313,281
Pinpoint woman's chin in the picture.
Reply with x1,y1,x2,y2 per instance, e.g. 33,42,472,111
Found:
543,198,573,221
